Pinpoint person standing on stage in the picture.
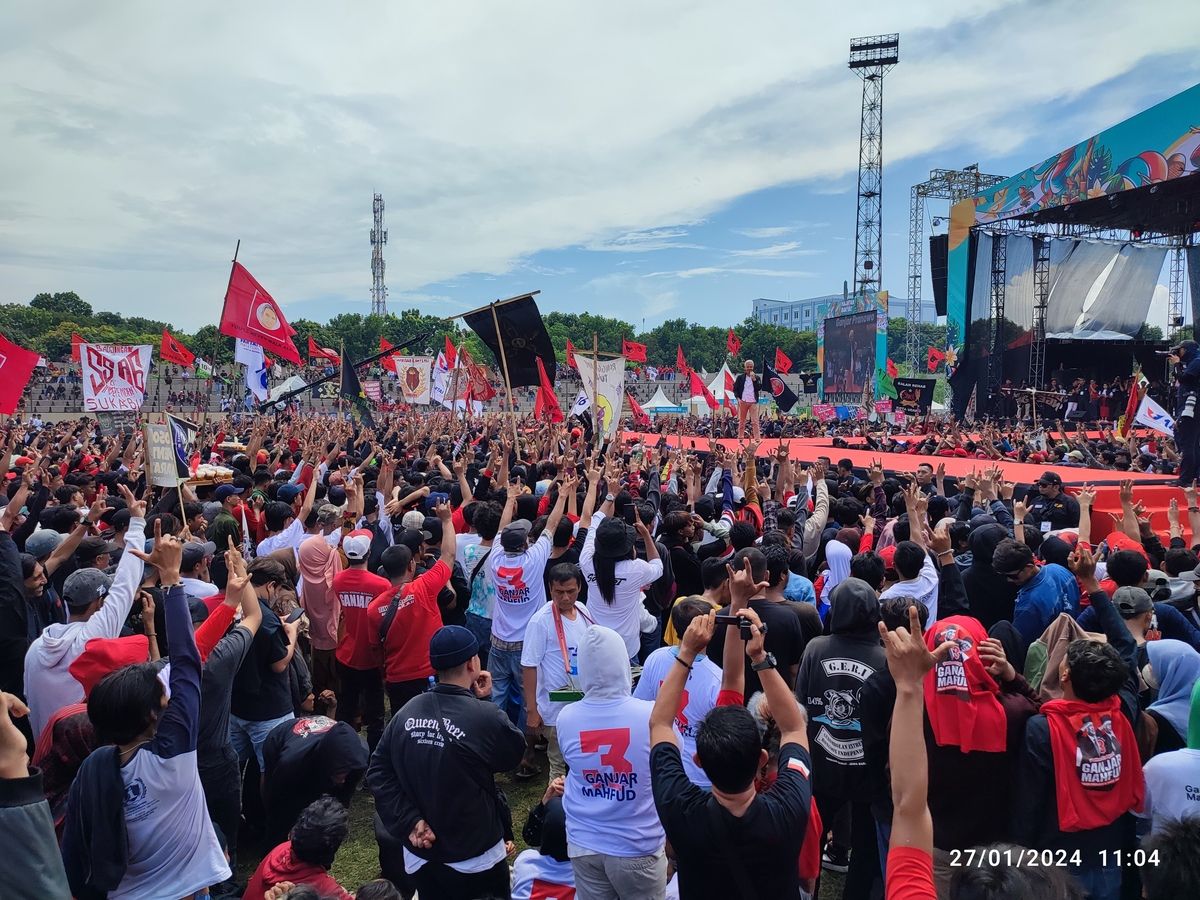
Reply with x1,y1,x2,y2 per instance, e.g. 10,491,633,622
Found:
1169,340,1200,486
733,358,761,442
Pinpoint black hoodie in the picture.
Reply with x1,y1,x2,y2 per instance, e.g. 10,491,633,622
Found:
961,524,1018,629
795,577,884,801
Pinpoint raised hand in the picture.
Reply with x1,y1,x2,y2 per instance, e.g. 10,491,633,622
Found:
877,605,955,688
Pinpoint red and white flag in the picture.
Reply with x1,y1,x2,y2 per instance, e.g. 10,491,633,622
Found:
160,329,195,367
71,332,85,363
219,262,301,364
0,332,40,415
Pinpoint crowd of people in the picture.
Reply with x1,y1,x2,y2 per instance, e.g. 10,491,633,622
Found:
1,394,1200,900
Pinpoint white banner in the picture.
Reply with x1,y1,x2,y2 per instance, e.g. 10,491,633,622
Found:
394,355,433,405
1135,395,1176,436
431,351,450,406
237,340,269,401
575,354,625,438
80,343,151,411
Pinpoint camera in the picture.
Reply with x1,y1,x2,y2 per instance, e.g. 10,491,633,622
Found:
714,614,755,640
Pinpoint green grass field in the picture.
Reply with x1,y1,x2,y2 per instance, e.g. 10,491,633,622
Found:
237,750,847,897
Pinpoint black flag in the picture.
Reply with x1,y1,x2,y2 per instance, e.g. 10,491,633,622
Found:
762,360,799,413
462,294,556,387
340,355,375,427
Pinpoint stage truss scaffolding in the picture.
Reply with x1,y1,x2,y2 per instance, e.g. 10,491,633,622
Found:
1168,244,1186,345
1029,235,1051,387
906,166,1005,368
986,231,1007,394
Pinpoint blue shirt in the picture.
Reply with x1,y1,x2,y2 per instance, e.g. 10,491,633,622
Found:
1013,563,1080,643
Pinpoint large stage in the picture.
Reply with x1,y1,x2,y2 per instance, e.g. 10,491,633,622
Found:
622,432,1183,542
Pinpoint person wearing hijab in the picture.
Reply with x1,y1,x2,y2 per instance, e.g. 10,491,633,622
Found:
795,577,885,893
1139,679,1200,834
820,538,852,604
961,524,1017,629
297,534,343,698
1143,639,1200,758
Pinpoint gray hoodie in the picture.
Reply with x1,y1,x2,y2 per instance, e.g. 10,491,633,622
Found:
24,518,146,737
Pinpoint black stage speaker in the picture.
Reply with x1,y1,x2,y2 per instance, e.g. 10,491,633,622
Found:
929,234,949,317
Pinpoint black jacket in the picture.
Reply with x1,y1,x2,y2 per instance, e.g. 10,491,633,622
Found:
367,683,525,865
62,745,126,899
732,373,760,402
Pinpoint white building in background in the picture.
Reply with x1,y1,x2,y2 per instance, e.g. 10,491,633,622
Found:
752,293,937,329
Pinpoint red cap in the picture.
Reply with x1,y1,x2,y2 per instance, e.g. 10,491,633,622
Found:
68,635,150,697
878,545,898,568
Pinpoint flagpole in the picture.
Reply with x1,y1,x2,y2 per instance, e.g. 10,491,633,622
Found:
449,342,462,422
490,303,521,450
592,332,600,450
202,240,240,424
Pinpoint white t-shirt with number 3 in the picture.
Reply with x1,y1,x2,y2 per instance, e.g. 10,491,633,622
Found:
633,646,722,789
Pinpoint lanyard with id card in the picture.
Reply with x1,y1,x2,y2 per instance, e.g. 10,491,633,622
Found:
547,604,593,703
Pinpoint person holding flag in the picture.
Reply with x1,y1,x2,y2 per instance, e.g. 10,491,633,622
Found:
732,358,761,442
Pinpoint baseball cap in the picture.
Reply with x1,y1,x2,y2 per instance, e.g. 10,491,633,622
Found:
342,528,373,561
1037,472,1063,486
401,510,426,531
424,491,450,512
68,635,150,697
731,486,747,506
277,483,303,503
1170,339,1198,355
428,625,479,671
213,484,244,502
76,536,116,564
315,503,342,524
62,568,113,608
180,541,218,571
1066,450,1084,462
500,519,533,552
423,516,444,545
24,529,64,560
1113,586,1154,617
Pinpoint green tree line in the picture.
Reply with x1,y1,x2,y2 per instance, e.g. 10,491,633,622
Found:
3,291,951,374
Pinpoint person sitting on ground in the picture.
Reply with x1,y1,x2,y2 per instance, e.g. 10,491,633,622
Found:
243,796,355,900
512,777,574,900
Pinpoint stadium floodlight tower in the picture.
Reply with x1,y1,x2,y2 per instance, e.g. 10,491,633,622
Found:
848,33,899,301
370,193,388,317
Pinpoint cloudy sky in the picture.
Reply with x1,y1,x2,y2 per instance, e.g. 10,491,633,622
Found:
2,1,1198,330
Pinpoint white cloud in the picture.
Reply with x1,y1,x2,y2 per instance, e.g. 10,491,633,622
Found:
733,226,797,239
0,1,1196,327
648,267,818,279
727,241,824,259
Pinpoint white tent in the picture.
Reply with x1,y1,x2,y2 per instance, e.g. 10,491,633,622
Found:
708,363,734,405
643,387,678,411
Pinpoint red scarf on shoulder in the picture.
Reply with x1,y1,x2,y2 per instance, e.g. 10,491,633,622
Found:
1042,694,1144,831
923,617,1007,753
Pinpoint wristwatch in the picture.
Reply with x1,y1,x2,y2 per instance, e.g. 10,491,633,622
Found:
750,652,777,672
605,493,615,502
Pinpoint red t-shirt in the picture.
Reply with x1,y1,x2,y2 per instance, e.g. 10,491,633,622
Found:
332,567,392,670
885,846,936,900
366,559,451,683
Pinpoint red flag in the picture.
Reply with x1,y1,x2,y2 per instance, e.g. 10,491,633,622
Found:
535,357,564,423
71,332,85,363
263,354,274,369
926,346,947,373
727,328,741,356
160,329,195,367
566,339,577,369
886,357,898,379
690,370,719,411
724,370,735,408
676,345,690,376
219,262,301,364
307,336,340,364
445,336,457,369
774,347,792,375
627,391,650,427
467,364,496,402
622,339,647,363
0,332,40,415
380,337,397,374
